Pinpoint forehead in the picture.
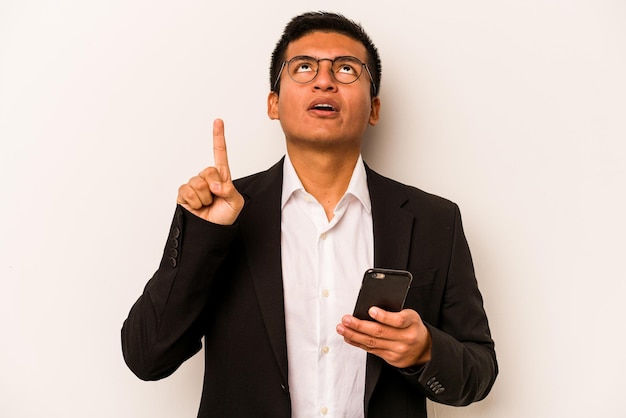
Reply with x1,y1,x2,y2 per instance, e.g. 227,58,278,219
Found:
285,31,368,61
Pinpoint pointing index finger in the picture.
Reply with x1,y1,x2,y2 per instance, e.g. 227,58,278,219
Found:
213,118,231,181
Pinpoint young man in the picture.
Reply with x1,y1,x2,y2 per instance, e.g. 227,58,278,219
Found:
122,11,497,418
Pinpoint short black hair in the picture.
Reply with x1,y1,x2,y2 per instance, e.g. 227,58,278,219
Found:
270,11,381,97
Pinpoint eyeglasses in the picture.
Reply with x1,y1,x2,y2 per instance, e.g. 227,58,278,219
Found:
273,55,376,95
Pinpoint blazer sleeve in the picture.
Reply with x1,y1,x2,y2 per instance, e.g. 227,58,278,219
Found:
121,205,238,380
408,205,498,405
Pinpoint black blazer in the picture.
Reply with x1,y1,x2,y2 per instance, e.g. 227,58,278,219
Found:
122,159,497,418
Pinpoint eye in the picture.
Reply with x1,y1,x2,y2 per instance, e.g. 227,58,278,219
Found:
290,57,317,74
296,63,313,73
334,58,360,75
337,64,356,75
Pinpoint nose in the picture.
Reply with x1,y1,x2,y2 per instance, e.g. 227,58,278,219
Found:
313,59,337,91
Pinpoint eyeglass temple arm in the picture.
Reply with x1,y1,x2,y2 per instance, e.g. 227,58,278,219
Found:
272,61,287,92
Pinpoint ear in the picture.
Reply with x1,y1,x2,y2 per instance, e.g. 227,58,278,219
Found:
368,96,381,126
267,92,279,120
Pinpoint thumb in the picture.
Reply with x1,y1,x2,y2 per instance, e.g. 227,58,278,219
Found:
209,177,243,204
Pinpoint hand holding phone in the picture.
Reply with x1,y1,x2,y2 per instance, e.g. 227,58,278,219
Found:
353,268,413,321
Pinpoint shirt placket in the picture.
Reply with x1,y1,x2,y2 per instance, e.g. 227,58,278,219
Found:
313,201,350,417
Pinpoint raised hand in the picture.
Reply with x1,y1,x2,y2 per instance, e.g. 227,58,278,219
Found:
177,119,244,225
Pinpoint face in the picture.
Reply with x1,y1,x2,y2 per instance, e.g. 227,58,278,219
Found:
267,31,380,152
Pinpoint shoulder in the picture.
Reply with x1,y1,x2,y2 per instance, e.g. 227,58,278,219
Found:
233,158,284,197
365,165,460,216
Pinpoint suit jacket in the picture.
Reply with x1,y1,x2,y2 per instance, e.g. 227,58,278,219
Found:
122,158,497,418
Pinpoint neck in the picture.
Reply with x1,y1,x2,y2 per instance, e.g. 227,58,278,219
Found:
287,144,360,220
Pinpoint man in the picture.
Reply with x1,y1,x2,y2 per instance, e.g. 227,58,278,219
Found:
122,11,497,418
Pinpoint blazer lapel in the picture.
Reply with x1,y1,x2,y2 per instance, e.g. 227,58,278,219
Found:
364,166,415,409
237,160,289,384
367,167,414,270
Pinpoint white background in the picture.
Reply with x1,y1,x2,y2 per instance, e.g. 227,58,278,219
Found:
1,1,625,417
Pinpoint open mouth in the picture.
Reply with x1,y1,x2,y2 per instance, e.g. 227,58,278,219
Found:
312,103,335,111
309,99,339,113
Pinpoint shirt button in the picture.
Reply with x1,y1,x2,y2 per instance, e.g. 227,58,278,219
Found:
320,233,327,240
321,346,330,355
321,289,330,298
320,406,328,415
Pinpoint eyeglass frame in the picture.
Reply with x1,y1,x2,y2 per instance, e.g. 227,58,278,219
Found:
272,55,377,96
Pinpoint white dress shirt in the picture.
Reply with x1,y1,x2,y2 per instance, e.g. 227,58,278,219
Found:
281,154,374,418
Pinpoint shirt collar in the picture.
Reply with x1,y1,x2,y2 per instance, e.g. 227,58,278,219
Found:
281,153,371,213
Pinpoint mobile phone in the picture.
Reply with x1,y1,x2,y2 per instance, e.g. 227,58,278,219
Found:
353,268,413,321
